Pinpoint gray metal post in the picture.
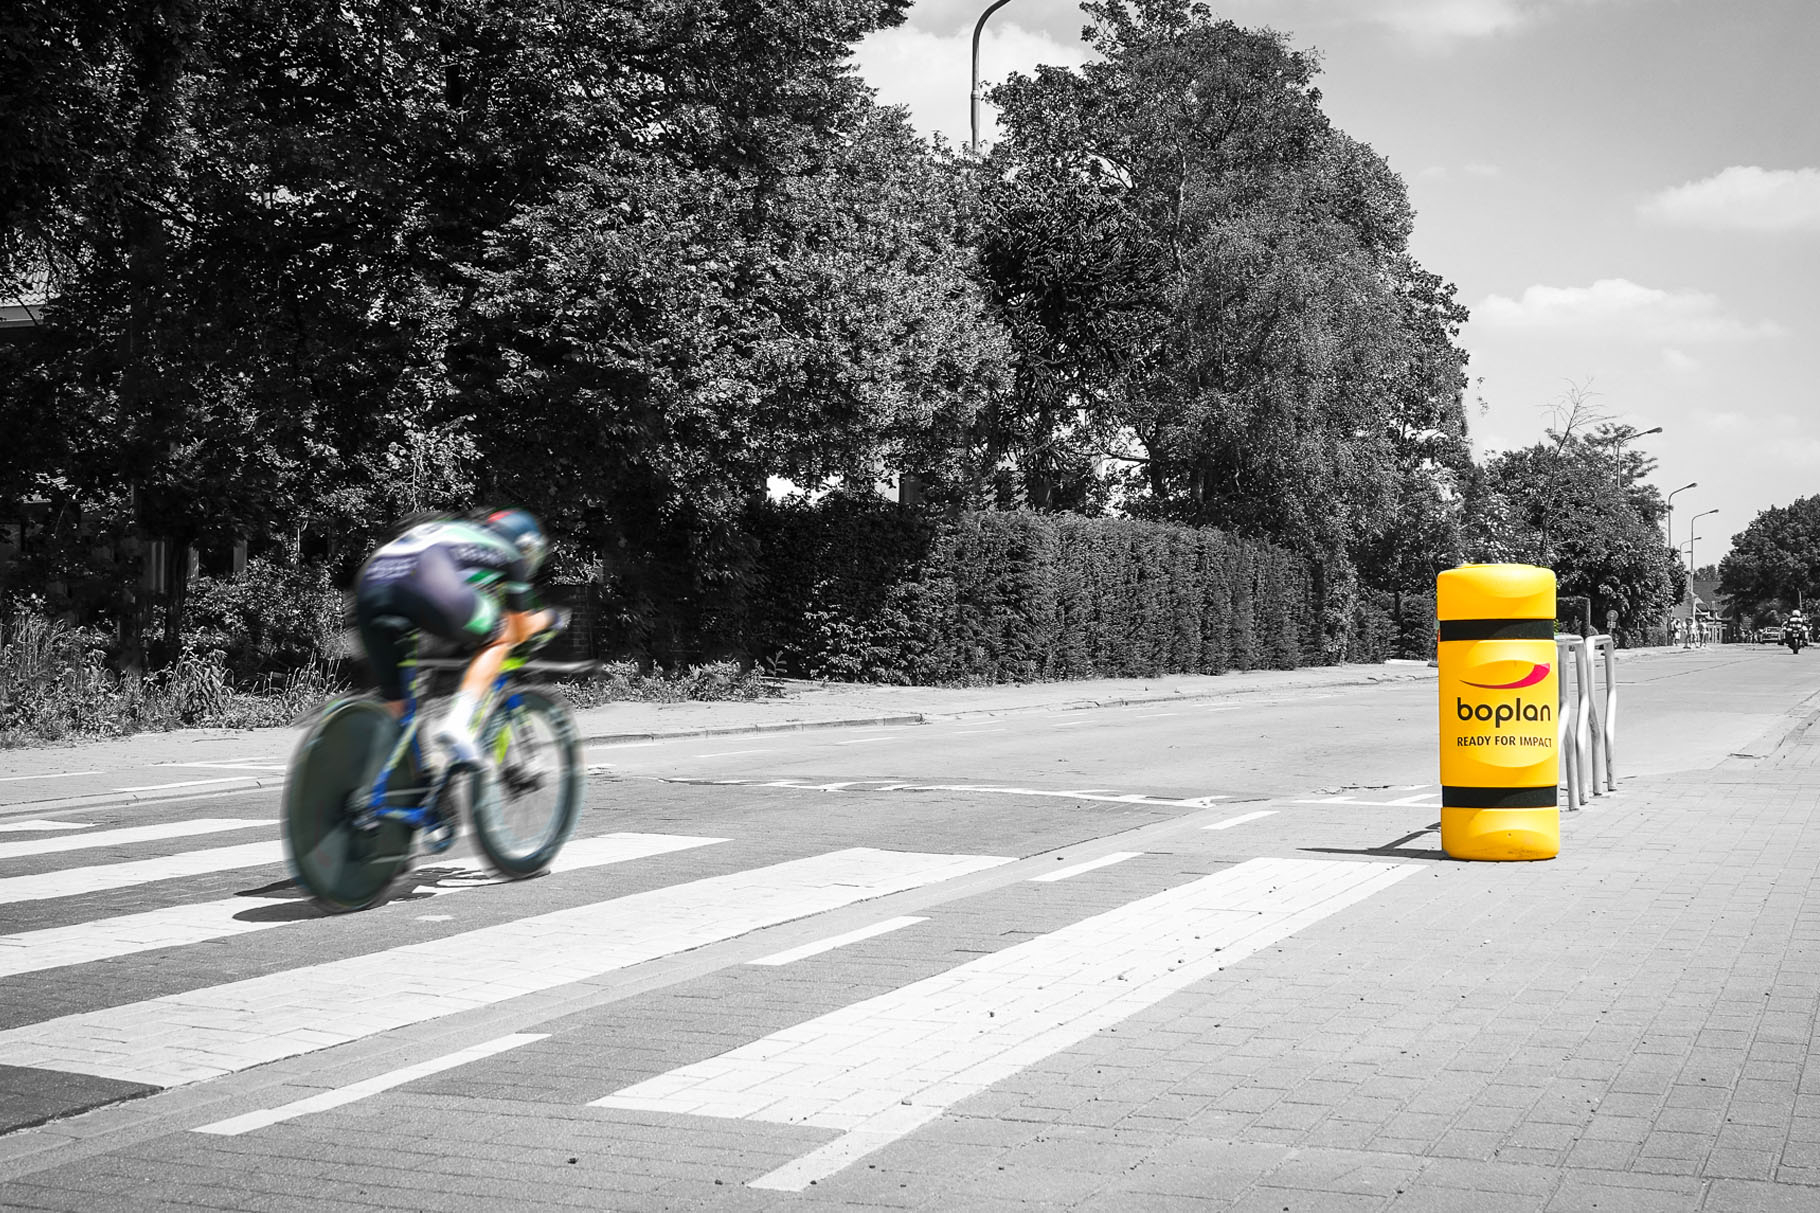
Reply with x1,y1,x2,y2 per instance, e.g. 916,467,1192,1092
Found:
971,0,1015,155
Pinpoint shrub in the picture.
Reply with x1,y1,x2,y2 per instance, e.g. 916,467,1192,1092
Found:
751,503,1329,684
188,557,346,680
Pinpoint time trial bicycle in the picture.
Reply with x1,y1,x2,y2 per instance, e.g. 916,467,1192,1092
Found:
282,619,592,912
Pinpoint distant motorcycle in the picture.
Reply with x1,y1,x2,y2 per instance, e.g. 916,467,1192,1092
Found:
1789,625,1808,655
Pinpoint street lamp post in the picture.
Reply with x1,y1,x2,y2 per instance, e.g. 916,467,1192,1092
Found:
970,0,1015,155
1688,508,1718,575
1664,481,1697,555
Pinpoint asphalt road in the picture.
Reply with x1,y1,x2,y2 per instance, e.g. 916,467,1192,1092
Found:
0,644,1815,1211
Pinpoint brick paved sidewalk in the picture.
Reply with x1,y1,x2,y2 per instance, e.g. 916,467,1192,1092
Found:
875,714,1820,1211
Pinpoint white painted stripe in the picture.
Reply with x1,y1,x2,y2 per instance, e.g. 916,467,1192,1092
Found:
831,736,897,746
0,818,271,862
748,917,926,966
193,1033,547,1135
1051,719,1092,727
152,762,287,773
1291,797,1439,808
1130,712,1179,719
1028,852,1141,883
0,834,726,979
694,749,768,759
0,820,93,833
0,771,102,783
0,841,285,906
667,779,1227,811
112,777,261,793
0,847,1011,1087
1203,810,1277,830
591,857,1415,1191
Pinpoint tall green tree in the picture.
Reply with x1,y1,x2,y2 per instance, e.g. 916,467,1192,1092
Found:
977,0,1472,653
1472,436,1681,636
1719,496,1820,619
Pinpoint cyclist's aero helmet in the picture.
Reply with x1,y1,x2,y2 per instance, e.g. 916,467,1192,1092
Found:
481,508,548,574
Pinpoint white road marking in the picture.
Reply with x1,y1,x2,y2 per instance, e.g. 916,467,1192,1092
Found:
592,857,1416,1191
831,736,898,746
949,728,1007,734
0,841,285,906
668,778,1227,811
112,777,261,793
1029,852,1142,882
583,741,662,752
151,762,287,773
0,818,271,862
694,749,769,759
748,917,927,966
1203,811,1277,831
1292,796,1443,807
0,847,1012,1087
1129,712,1179,719
193,1033,547,1135
0,820,93,833
0,834,726,979
0,771,102,783
1051,720,1092,727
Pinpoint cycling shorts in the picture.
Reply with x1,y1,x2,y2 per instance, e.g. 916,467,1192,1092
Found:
354,545,505,700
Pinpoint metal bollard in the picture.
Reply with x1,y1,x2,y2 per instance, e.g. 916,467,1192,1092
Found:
1575,636,1597,798
1556,636,1583,811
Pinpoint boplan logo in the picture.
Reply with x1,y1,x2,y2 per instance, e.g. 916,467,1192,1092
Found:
1455,658,1553,730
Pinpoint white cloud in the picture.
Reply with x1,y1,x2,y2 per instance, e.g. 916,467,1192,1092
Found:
850,22,1092,150
1205,0,1640,44
1640,166,1820,233
1471,279,1783,343
1662,348,1700,374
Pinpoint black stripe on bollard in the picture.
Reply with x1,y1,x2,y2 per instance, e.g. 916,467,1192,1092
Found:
1442,785,1559,809
1437,619,1557,642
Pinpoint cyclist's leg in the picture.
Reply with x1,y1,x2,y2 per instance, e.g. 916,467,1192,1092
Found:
404,548,506,755
353,572,413,717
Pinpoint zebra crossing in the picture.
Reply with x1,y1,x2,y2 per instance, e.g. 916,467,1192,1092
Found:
0,796,1415,1194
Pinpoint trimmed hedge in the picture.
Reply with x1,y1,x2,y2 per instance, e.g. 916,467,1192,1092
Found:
752,500,1325,684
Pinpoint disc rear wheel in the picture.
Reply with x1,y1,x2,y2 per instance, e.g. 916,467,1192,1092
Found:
283,699,422,912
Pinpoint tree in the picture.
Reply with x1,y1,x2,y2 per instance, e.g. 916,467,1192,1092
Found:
977,0,1473,654
1719,496,1820,619
1473,437,1682,636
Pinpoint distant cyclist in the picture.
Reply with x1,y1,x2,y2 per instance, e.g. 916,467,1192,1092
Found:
353,508,557,764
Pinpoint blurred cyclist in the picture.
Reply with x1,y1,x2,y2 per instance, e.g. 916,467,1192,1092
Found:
353,508,556,765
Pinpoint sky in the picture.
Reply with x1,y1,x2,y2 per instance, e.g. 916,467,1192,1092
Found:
851,0,1820,568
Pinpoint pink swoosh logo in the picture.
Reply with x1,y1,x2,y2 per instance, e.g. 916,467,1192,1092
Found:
1462,663,1551,690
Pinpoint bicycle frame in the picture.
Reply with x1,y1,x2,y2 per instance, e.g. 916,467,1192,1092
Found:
353,648,531,833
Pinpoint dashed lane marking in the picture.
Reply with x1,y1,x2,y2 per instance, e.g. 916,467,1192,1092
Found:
592,856,1418,1191
0,819,272,862
0,772,102,784
1029,851,1142,883
748,917,928,967
0,834,726,979
1203,810,1277,831
661,778,1229,810
693,749,770,759
111,777,262,794
0,847,1012,1087
0,820,93,833
193,1033,548,1135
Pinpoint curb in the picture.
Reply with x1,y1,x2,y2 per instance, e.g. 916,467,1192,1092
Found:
579,713,928,746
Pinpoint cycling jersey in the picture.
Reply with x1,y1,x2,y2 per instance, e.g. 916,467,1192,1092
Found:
354,519,540,700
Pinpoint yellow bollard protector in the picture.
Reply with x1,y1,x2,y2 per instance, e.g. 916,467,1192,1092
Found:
1437,563,1560,860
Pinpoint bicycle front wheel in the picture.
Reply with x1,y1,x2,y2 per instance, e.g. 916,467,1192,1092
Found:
283,698,421,912
471,688,583,877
